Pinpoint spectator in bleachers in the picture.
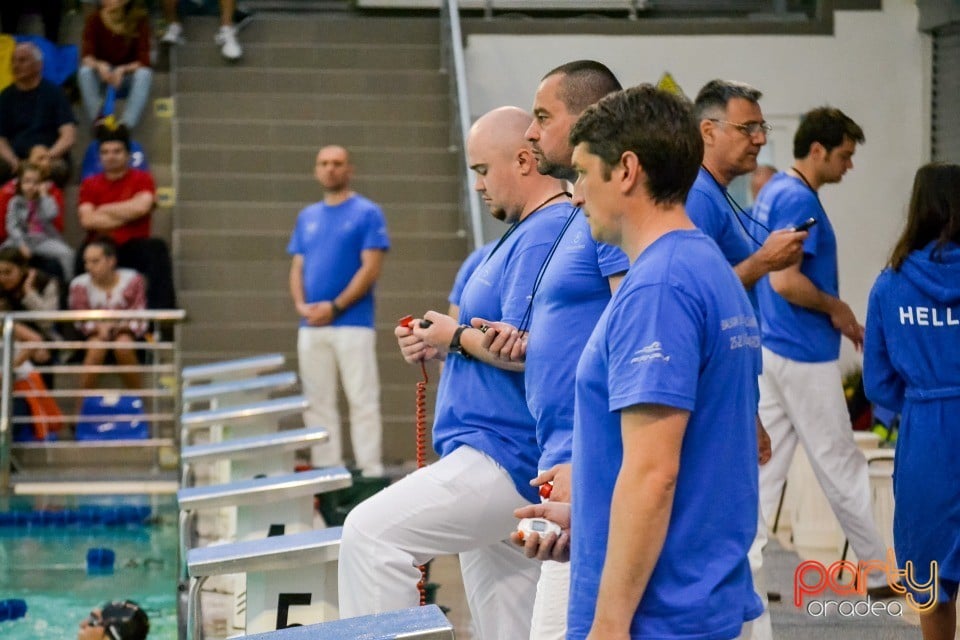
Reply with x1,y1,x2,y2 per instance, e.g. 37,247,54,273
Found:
0,42,76,186
1,0,64,43
69,237,146,391
3,162,74,280
0,246,57,366
78,0,152,130
160,0,245,61
78,125,175,310
0,145,66,238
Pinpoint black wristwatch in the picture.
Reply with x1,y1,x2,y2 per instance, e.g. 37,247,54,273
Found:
449,324,472,359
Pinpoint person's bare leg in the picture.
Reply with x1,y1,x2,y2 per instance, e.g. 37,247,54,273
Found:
919,599,957,640
77,345,107,415
162,0,178,23
113,334,142,389
220,0,235,26
215,0,242,59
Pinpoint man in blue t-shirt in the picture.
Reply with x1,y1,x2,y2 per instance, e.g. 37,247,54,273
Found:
287,145,390,477
751,108,892,595
474,60,627,640
520,85,764,640
687,80,806,304
686,79,808,638
338,106,572,639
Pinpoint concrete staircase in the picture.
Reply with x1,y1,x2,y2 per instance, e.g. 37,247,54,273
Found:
172,14,467,464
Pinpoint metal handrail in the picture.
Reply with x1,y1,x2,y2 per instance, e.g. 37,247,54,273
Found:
441,0,485,251
0,309,186,494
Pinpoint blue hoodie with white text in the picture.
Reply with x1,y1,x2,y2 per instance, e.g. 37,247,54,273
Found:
864,240,960,601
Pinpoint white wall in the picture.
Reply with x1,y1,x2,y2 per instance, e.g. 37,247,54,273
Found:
464,0,929,370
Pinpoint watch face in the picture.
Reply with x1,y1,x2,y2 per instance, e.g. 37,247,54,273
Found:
532,521,546,532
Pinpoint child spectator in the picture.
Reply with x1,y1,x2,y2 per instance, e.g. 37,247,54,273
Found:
78,0,152,130
3,162,74,280
69,237,146,391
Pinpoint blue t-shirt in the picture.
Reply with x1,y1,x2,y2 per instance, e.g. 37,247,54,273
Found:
525,207,629,469
287,194,390,328
570,229,763,640
447,240,496,307
433,202,574,503
686,168,754,269
752,172,839,362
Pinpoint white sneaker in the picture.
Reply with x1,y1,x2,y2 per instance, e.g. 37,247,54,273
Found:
215,25,242,61
161,21,184,45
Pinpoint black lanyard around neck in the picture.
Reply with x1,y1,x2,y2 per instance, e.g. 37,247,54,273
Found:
482,191,569,266
700,165,772,248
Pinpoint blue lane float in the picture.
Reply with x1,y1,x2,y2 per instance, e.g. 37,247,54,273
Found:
86,547,116,575
0,505,152,528
0,598,28,622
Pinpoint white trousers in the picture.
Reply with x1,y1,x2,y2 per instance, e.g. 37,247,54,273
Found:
529,467,570,640
297,326,382,474
338,446,541,639
753,348,887,589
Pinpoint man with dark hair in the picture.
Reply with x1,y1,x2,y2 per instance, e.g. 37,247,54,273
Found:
750,107,893,600
519,84,763,640
475,60,627,640
525,60,622,181
78,127,175,310
0,43,76,186
339,106,571,639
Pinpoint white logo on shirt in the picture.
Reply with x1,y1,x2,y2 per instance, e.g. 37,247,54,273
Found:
631,341,671,364
567,230,586,251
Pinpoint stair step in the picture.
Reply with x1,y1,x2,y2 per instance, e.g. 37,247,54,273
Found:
179,15,440,46
175,91,447,121
178,144,456,176
174,42,441,70
176,259,463,292
178,118,451,148
174,229,468,261
173,202,461,234
177,172,459,205
176,68,446,95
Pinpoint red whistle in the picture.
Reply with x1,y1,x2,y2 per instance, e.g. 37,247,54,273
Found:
539,483,553,500
398,315,414,328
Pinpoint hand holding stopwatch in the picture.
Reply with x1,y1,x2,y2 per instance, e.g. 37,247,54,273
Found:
398,315,432,330
793,217,817,232
517,517,563,541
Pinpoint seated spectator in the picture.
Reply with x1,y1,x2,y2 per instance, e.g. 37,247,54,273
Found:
78,0,152,130
78,599,150,640
69,237,146,392
78,125,174,309
0,246,57,366
3,162,73,280
1,0,64,43
0,145,66,244
161,0,245,61
0,42,76,185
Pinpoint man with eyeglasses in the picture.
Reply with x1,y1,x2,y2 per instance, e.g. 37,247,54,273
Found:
688,80,807,296
687,79,808,640
78,600,149,640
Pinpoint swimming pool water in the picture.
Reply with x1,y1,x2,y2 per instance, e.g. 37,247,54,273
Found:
0,495,180,639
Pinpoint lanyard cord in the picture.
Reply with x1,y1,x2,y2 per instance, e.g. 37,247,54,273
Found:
516,204,579,334
700,165,772,248
790,166,827,215
482,191,569,266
